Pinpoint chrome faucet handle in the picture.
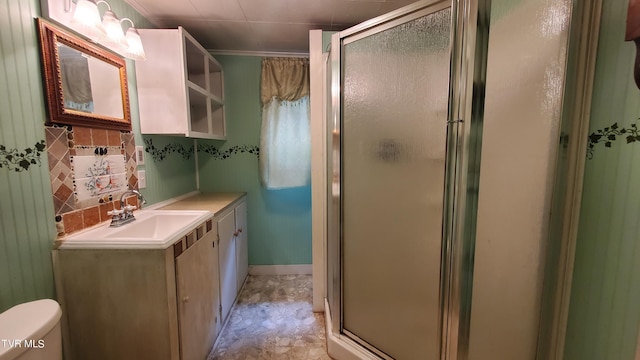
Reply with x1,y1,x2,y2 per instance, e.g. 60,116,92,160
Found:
107,209,124,220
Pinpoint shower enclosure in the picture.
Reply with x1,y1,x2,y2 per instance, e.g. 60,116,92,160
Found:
340,5,451,360
323,0,578,359
327,1,479,358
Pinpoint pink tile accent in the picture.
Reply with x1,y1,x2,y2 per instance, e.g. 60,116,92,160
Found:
53,197,64,214
92,129,108,146
99,202,115,222
45,127,65,145
124,195,138,208
47,152,59,171
128,174,138,190
107,130,121,147
73,126,92,145
54,183,73,201
59,200,75,215
83,206,101,227
62,210,83,234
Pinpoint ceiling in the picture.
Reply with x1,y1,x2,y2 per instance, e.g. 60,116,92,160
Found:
123,0,417,54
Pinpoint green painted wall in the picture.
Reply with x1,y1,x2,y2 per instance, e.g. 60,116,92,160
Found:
0,0,196,311
564,1,640,359
0,0,57,312
198,55,312,265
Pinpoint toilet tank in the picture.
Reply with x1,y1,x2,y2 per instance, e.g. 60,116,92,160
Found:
0,299,62,360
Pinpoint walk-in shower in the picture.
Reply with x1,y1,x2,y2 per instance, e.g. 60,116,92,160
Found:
323,0,578,359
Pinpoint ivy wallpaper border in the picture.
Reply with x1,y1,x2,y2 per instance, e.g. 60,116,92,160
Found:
144,138,194,161
198,143,260,160
144,139,260,162
0,140,46,172
587,120,640,159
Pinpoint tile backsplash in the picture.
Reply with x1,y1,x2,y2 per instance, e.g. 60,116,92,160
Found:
45,125,139,237
73,154,127,203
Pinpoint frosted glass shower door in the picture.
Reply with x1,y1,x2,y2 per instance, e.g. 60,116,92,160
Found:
341,4,452,360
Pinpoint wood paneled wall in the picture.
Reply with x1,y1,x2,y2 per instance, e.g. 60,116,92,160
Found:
0,0,57,311
564,1,640,359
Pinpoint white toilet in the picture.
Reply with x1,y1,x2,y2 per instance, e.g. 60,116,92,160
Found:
0,299,62,360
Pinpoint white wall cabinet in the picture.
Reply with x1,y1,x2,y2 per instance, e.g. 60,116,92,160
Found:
135,27,225,139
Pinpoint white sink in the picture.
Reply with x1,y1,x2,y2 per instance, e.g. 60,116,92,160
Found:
59,210,213,249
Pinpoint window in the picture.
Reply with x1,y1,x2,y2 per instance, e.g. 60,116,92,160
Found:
259,57,310,189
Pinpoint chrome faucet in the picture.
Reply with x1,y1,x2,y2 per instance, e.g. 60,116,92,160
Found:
108,189,147,227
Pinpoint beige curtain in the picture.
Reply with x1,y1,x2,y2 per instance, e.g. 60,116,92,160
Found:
260,57,309,104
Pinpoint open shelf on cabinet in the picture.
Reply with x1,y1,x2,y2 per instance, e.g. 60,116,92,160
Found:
135,27,226,139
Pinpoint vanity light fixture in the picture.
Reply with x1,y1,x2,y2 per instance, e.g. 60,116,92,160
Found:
69,0,106,42
68,0,146,61
98,2,128,51
121,18,146,61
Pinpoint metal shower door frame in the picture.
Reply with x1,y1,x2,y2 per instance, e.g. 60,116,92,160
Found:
327,0,490,359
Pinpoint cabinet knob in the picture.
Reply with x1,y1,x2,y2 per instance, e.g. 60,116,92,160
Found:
238,228,243,233
182,296,190,303
233,231,238,237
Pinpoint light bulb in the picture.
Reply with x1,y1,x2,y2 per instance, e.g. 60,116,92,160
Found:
70,0,106,42
100,9,128,52
123,27,146,61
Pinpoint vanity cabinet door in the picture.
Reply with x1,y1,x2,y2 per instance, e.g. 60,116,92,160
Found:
235,200,248,290
175,229,220,360
218,209,237,322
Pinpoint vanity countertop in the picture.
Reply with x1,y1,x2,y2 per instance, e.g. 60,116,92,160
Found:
56,209,213,250
55,192,245,250
159,192,246,215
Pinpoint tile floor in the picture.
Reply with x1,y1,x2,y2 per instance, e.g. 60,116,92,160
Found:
208,275,332,360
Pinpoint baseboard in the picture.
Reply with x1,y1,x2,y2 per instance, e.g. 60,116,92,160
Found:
248,264,312,275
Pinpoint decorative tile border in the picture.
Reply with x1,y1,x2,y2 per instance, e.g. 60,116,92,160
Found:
45,125,138,237
0,140,46,172
587,120,640,159
144,138,194,161
46,127,74,213
198,143,260,160
72,155,127,202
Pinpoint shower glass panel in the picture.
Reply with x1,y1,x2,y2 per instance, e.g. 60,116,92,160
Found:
341,5,452,359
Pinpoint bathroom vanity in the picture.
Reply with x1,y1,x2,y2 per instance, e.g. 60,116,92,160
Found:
53,192,247,360
159,192,248,324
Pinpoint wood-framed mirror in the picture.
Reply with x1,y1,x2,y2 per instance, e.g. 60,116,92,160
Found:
36,18,132,131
